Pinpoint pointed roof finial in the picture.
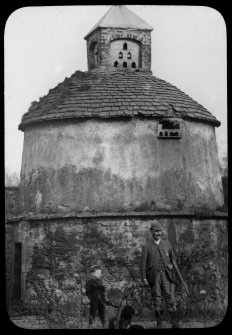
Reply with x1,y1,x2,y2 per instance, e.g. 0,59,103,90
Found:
84,5,153,39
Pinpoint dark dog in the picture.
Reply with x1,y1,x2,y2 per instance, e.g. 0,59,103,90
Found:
128,325,144,328
108,305,144,329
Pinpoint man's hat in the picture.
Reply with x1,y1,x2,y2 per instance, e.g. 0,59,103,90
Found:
150,221,162,231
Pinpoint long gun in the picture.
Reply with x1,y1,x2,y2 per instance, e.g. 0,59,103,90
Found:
172,259,191,296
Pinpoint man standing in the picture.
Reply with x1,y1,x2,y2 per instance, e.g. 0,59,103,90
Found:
141,221,179,328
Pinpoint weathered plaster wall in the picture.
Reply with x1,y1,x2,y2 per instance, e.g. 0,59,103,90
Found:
11,216,227,316
110,39,140,68
222,176,228,210
20,118,223,213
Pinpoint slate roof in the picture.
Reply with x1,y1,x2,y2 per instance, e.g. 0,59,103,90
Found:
84,5,153,39
19,69,220,131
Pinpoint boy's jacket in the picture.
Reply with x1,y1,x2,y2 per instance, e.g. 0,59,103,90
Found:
86,277,106,301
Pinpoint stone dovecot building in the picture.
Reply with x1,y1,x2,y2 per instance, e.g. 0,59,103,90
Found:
7,6,227,320
19,5,223,213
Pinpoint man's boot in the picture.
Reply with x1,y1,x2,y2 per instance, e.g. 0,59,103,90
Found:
88,315,93,329
155,311,162,328
100,317,106,329
169,311,180,328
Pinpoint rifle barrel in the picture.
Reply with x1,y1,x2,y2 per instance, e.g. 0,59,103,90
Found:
172,260,190,296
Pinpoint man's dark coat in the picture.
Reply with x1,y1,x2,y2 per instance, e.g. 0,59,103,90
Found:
141,239,176,284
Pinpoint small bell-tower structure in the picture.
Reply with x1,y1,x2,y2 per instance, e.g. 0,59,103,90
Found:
84,5,153,72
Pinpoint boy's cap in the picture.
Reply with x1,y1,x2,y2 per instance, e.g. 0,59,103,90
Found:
150,222,162,231
90,265,102,273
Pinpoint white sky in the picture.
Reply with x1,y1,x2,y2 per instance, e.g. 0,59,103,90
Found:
4,5,227,177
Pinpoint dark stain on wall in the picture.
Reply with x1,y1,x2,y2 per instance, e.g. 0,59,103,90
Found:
20,162,221,214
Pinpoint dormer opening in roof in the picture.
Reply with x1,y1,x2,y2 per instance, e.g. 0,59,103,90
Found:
84,5,153,72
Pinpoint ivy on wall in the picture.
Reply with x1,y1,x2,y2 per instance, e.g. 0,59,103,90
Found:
23,220,227,327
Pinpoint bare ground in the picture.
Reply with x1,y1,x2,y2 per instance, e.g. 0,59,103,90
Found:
9,315,220,329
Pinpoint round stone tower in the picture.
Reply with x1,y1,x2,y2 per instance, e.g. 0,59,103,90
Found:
18,5,224,214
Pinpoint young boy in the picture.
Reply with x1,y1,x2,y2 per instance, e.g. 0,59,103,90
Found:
86,265,113,328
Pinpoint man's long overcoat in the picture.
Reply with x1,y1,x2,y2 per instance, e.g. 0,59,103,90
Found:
141,239,176,284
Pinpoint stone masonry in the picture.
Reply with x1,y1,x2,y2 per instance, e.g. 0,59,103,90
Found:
8,213,227,318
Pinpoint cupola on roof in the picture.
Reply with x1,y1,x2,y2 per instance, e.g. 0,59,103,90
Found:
84,5,153,71
84,5,153,39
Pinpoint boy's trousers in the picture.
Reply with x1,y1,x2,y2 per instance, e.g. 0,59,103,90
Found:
90,298,105,321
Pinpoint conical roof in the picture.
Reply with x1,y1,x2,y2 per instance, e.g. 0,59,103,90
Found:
19,69,220,131
84,5,153,39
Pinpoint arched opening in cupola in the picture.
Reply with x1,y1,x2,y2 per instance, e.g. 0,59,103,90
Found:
123,62,127,68
89,41,99,69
